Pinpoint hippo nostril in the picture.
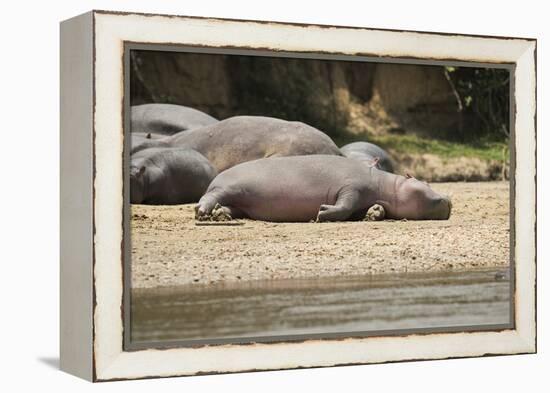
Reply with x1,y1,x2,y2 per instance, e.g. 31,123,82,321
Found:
443,197,452,219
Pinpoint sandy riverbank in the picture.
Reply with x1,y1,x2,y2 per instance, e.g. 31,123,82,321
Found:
131,181,510,289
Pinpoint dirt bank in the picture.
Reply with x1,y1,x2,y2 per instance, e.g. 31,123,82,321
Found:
394,152,505,182
131,181,510,289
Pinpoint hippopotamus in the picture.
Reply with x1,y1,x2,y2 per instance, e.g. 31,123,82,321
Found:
195,155,451,222
131,103,218,135
130,147,217,205
131,132,168,150
340,141,395,173
132,116,343,172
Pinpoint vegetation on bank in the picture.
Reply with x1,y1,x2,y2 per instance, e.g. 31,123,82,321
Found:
445,67,510,142
336,134,509,163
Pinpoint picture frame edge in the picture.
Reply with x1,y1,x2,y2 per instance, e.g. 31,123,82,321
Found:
59,10,537,381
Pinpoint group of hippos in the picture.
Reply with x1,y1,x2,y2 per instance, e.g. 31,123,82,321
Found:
130,103,452,222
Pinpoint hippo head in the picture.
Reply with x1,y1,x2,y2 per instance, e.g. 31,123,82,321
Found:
129,165,147,204
388,175,452,220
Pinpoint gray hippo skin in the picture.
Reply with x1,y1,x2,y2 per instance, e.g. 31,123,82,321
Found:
340,141,395,173
131,132,169,150
131,103,218,135
130,147,217,205
196,155,451,222
132,116,343,172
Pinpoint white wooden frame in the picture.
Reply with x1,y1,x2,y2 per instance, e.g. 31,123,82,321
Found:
60,10,536,382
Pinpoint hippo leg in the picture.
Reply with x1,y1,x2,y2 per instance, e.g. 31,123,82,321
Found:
195,190,245,221
364,204,386,221
195,193,221,219
212,204,245,220
316,189,361,222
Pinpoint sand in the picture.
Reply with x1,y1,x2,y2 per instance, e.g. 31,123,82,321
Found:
131,181,510,289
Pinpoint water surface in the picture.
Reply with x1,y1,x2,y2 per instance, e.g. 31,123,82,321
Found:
130,268,511,345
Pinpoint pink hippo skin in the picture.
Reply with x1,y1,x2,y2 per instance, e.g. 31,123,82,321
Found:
195,155,451,222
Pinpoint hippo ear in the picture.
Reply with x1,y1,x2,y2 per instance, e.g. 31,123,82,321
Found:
369,157,380,168
146,133,151,139
138,166,146,176
405,173,413,179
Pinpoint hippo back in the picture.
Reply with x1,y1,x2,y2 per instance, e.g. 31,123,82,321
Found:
130,134,172,154
340,141,395,173
131,103,218,135
130,147,217,204
170,116,343,172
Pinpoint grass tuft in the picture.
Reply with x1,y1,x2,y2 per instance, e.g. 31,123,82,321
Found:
336,133,508,162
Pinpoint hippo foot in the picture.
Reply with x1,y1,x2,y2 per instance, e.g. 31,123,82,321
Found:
195,203,233,222
194,204,207,220
211,203,233,221
364,204,386,221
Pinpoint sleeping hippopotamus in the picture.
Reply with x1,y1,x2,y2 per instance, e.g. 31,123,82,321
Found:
131,132,169,150
132,116,343,172
195,155,451,222
340,141,395,173
130,147,217,205
131,103,218,135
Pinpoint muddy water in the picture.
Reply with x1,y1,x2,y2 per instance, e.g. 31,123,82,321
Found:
130,268,511,345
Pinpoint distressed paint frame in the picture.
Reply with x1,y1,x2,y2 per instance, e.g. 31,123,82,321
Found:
60,10,536,382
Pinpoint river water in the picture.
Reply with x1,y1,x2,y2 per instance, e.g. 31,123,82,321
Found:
130,268,511,345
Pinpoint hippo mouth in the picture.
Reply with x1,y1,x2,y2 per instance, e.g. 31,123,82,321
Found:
380,195,452,220
430,196,452,220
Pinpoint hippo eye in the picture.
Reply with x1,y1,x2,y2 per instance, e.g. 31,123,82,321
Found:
409,183,430,198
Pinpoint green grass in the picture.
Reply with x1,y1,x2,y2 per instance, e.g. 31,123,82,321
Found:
337,134,508,162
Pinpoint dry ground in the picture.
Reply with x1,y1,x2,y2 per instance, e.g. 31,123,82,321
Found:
131,181,510,289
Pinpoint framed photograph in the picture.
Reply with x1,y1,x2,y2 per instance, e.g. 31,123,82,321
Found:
60,10,536,381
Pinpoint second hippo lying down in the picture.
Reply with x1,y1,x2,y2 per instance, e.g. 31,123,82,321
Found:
130,148,217,205
131,132,169,150
132,116,343,172
131,103,218,135
340,141,395,173
196,155,451,222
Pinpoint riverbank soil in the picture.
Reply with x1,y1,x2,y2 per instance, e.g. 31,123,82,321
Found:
131,181,510,289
